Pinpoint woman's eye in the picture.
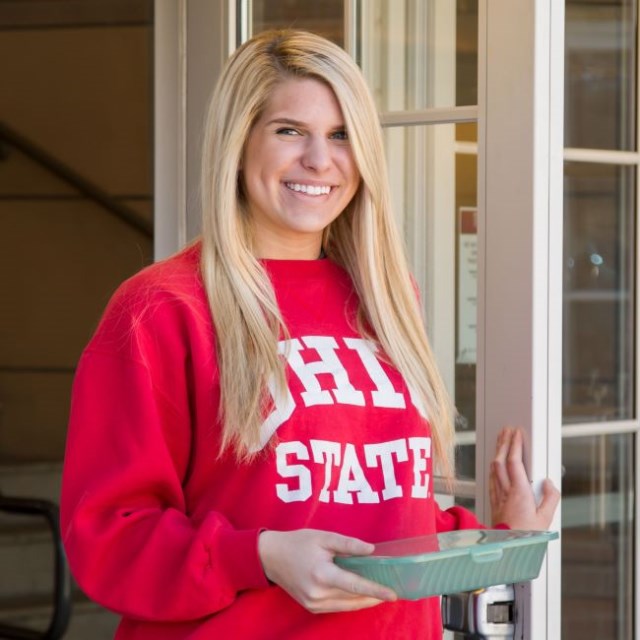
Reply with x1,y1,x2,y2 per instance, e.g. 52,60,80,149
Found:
330,129,349,141
276,127,300,136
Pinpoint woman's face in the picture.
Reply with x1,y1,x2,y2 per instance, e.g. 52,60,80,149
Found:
241,77,360,259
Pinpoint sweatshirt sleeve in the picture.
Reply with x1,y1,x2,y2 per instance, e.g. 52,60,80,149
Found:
434,501,510,532
435,502,485,532
60,283,269,622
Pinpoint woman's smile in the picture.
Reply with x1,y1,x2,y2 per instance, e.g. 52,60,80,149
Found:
283,182,333,196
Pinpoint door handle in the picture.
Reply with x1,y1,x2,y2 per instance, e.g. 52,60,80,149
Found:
442,583,515,639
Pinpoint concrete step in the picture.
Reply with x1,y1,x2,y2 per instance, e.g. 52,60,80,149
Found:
0,595,119,640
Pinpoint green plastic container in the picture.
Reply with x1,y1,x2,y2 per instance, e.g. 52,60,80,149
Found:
335,529,558,600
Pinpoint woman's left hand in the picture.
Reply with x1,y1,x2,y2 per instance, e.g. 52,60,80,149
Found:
490,427,560,530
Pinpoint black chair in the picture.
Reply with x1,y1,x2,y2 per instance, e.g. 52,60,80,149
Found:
0,496,72,640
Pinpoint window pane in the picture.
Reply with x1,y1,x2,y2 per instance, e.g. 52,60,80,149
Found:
382,123,477,490
565,0,637,151
456,0,479,107
251,0,344,46
357,0,478,111
563,162,635,422
562,434,634,640
454,135,478,484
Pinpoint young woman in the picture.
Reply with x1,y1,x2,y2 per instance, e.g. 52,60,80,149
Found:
61,30,559,639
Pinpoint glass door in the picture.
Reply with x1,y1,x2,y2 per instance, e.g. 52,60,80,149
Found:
167,1,565,637
236,1,563,638
563,1,637,638
244,0,480,506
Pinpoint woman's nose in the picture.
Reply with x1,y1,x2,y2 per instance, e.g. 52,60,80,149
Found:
301,136,331,172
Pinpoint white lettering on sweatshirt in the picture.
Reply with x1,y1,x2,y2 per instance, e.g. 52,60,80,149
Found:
286,336,365,407
255,336,428,451
343,338,406,409
275,437,431,503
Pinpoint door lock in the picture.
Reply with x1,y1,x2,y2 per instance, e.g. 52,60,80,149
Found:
442,584,515,639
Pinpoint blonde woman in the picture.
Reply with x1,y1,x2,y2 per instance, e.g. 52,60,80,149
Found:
61,30,559,640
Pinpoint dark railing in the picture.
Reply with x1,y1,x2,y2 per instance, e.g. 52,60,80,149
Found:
0,120,152,237
0,496,72,640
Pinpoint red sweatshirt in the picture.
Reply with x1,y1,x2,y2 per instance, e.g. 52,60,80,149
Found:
61,243,486,639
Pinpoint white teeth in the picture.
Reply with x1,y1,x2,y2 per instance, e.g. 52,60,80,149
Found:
285,182,331,196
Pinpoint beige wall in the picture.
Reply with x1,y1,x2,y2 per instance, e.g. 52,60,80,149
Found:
0,23,153,460
0,26,152,193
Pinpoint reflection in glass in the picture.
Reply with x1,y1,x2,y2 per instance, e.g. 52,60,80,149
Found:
454,148,477,482
250,0,344,46
381,123,458,268
562,434,634,640
563,163,635,422
565,0,637,150
383,124,456,242
357,0,478,111
456,0,478,107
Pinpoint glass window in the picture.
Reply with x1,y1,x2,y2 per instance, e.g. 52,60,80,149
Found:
250,0,478,111
246,1,480,497
250,0,344,46
382,125,459,235
381,122,477,493
565,0,637,150
563,3,638,639
562,434,634,640
454,126,478,484
382,123,458,247
368,3,479,501
357,0,478,111
563,162,635,422
456,1,478,107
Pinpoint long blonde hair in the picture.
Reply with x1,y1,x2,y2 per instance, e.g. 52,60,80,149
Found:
200,30,454,479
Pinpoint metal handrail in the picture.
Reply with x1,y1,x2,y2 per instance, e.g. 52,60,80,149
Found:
0,496,72,640
0,120,152,237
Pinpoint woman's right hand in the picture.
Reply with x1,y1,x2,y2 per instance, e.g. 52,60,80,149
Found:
258,529,397,613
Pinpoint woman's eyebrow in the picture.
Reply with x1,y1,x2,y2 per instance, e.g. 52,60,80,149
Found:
265,117,346,129
265,117,307,127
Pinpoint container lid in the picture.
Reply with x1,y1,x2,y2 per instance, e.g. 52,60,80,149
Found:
342,529,558,566
335,529,558,599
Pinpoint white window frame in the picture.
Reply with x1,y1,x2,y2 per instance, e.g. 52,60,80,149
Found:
154,0,235,260
476,2,564,638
